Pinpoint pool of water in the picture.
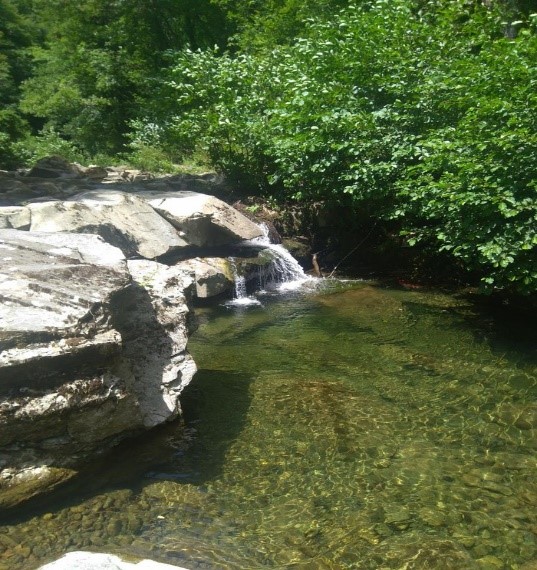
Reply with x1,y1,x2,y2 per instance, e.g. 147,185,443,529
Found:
1,280,536,569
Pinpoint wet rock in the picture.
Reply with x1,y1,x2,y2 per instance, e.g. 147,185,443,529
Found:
0,467,77,511
491,403,537,430
461,470,513,496
388,539,479,569
384,506,412,530
419,507,447,527
105,519,123,537
475,555,505,569
175,257,234,298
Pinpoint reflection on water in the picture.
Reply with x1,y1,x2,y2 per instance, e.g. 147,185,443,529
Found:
1,281,537,569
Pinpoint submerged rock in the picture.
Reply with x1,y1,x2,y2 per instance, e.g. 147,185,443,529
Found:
491,402,537,430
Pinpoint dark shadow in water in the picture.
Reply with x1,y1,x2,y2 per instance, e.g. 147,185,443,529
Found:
466,296,537,365
402,296,537,366
0,369,253,526
166,369,254,483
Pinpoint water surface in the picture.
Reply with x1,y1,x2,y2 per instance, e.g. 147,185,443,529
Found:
1,280,536,569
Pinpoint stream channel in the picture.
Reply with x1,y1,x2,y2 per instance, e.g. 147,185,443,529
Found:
1,278,537,569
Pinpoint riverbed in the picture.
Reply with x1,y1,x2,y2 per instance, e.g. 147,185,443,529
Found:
1,280,536,569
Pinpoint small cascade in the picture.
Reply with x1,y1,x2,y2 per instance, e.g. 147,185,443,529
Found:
232,260,248,299
226,258,262,307
253,225,313,292
225,224,315,307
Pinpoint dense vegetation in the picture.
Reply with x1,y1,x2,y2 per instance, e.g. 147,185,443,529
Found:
0,0,536,294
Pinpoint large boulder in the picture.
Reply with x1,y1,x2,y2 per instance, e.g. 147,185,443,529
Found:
28,190,189,258
0,230,196,510
138,191,263,247
120,260,197,427
26,155,85,179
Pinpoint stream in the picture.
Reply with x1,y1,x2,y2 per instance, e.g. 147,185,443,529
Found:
1,279,536,569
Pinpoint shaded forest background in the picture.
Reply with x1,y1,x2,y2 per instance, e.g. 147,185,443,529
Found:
1,0,536,294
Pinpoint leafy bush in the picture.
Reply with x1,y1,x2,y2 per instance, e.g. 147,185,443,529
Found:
12,126,86,166
152,0,537,293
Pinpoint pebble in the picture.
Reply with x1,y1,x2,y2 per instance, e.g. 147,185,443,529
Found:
475,555,505,569
105,519,123,536
419,507,446,527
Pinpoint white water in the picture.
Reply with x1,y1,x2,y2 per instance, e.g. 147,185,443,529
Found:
225,225,315,307
225,258,262,307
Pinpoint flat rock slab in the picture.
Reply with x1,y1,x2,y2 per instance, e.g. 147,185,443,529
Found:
38,551,188,570
0,229,128,339
138,191,262,247
28,191,188,258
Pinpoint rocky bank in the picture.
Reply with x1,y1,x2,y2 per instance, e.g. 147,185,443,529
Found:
0,157,269,511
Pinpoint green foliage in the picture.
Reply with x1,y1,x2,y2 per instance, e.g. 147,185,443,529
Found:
1,0,536,294
151,0,537,293
18,0,232,156
212,0,350,50
395,25,537,293
0,0,36,167
12,126,86,166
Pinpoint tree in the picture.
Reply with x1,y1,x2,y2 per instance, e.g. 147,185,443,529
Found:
0,0,35,167
19,0,232,156
151,0,537,293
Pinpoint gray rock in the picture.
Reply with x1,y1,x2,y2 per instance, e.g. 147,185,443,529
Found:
26,156,85,179
0,206,30,229
175,257,234,298
38,551,187,570
138,191,263,247
28,191,188,258
0,230,196,508
122,260,197,427
0,229,127,346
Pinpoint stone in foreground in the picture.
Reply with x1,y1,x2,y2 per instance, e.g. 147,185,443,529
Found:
0,230,196,509
38,551,187,570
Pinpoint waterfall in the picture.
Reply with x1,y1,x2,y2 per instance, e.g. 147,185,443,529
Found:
225,224,314,307
226,258,262,307
253,225,312,292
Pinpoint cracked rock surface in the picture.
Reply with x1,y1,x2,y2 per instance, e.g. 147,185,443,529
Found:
0,230,196,510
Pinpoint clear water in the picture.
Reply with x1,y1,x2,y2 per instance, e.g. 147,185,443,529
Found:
1,280,536,569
